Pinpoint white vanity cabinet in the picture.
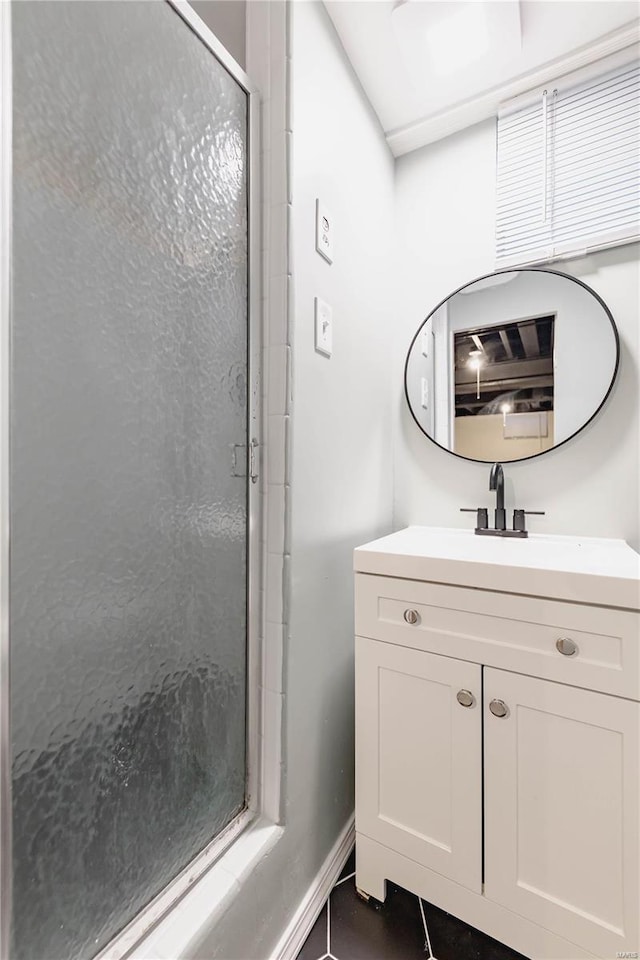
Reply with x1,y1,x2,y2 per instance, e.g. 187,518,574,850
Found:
483,669,639,959
356,638,483,892
354,527,640,960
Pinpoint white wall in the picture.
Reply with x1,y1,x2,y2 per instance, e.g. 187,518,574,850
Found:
192,3,395,957
286,0,394,898
394,119,640,549
287,0,394,786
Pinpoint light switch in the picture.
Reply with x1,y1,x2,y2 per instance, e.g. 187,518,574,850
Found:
314,298,333,357
315,199,333,264
421,377,429,408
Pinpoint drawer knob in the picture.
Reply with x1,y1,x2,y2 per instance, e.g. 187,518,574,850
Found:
556,637,578,657
489,698,509,718
403,609,420,625
456,689,475,708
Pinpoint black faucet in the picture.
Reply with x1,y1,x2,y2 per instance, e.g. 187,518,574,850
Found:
489,462,506,531
460,462,545,537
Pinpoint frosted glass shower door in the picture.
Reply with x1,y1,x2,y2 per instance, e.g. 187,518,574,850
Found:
8,3,252,958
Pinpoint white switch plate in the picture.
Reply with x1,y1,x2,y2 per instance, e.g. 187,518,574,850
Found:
315,199,333,264
314,297,333,357
421,377,429,408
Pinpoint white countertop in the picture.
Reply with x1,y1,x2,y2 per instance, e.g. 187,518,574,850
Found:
354,526,640,610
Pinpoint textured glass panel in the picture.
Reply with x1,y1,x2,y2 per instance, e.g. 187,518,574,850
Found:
10,3,248,957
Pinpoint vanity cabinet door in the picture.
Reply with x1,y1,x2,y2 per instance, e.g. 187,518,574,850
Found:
355,637,482,892
484,668,639,959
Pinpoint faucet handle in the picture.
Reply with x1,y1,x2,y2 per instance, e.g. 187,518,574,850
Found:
460,507,489,530
513,509,545,532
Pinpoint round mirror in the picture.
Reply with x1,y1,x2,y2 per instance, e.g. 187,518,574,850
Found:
404,268,619,464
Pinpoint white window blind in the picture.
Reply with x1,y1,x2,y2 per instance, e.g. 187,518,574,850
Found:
496,61,640,267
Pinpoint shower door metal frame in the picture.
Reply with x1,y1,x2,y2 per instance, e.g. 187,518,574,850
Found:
0,2,263,956
0,2,12,958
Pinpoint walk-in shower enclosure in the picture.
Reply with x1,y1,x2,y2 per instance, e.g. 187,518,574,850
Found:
0,2,260,956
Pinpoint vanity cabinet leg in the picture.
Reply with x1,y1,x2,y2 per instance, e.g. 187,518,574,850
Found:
355,881,386,905
355,835,388,903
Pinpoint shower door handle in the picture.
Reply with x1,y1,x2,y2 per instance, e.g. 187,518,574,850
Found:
249,438,259,484
231,439,260,483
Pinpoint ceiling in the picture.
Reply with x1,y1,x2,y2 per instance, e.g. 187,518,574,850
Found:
323,1,640,156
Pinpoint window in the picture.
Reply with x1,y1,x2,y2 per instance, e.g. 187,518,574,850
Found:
496,58,640,266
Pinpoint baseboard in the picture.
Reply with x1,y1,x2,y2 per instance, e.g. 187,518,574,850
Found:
271,814,355,960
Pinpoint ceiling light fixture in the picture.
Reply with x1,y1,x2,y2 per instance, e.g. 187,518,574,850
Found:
425,2,490,78
391,1,521,94
468,350,483,399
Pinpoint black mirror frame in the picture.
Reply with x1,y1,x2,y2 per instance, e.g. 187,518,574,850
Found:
404,267,621,465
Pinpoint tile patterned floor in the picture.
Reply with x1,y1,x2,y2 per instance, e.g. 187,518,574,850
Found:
296,849,530,960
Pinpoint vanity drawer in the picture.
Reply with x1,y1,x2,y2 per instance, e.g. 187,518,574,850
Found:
355,573,640,700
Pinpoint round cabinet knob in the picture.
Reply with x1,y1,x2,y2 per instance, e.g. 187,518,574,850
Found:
456,689,475,708
403,609,420,625
556,637,578,657
489,698,509,718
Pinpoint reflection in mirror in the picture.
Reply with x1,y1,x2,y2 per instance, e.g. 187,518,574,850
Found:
454,313,555,459
405,269,618,464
